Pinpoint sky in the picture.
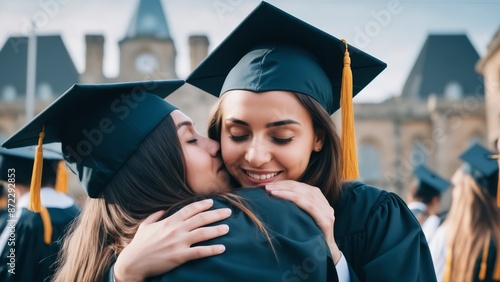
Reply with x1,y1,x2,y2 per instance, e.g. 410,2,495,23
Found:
0,0,498,103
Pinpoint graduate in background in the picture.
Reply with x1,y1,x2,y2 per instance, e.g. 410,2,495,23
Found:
429,143,500,282
407,165,451,242
0,145,79,282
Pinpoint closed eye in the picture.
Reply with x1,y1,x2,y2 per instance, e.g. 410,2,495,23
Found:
229,134,248,142
272,137,293,144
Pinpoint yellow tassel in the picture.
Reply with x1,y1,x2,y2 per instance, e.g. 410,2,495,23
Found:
340,39,359,180
39,206,53,245
55,160,68,194
29,128,45,212
443,247,452,282
479,238,490,280
493,237,500,279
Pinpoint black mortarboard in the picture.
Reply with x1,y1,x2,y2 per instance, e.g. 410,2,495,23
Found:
459,143,499,200
186,1,386,180
186,1,386,113
0,144,63,160
2,80,184,210
413,165,451,194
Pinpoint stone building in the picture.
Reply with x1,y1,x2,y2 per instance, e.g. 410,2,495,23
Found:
0,0,496,203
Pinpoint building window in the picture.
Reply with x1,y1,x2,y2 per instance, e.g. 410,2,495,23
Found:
2,85,17,101
358,141,381,181
444,81,463,101
37,82,53,101
410,139,428,166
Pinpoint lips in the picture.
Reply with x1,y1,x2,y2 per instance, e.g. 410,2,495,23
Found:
240,168,282,184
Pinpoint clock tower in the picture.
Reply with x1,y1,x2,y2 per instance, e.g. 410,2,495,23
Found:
117,0,177,81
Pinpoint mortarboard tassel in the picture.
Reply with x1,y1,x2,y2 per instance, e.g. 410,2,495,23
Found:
491,154,500,207
55,160,68,194
479,238,490,280
340,39,359,180
443,247,452,282
40,206,53,244
29,127,45,212
493,237,500,279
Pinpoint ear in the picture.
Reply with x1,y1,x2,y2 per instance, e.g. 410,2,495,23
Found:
313,129,326,152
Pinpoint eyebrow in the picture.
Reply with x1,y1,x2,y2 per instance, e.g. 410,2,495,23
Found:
176,121,193,130
226,118,300,128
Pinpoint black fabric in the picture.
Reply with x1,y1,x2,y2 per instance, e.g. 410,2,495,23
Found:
149,188,336,282
0,205,79,282
334,181,437,282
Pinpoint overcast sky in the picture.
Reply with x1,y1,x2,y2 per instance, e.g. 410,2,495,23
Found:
0,0,498,102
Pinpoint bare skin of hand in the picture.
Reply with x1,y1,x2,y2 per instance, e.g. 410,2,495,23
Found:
114,199,232,282
265,181,342,265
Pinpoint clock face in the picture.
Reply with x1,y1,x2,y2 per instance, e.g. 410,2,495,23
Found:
135,52,158,74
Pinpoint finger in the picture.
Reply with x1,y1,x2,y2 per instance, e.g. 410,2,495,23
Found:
185,224,230,244
171,199,214,222
141,210,168,225
181,245,226,262
184,208,232,231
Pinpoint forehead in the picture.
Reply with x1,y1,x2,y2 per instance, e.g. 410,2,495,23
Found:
221,90,311,121
170,110,191,125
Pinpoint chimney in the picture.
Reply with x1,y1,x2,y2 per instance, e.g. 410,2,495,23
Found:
188,35,209,71
82,35,105,83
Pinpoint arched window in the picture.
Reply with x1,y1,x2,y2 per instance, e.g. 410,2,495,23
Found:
358,141,381,181
410,139,428,166
444,81,463,101
37,82,53,101
2,85,17,101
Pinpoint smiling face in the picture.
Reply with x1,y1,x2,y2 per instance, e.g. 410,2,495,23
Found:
219,90,324,187
171,110,232,195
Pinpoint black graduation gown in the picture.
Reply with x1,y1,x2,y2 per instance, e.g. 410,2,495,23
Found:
149,188,336,282
334,181,437,282
0,205,80,282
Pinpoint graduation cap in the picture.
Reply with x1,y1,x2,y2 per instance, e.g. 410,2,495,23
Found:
459,143,499,205
412,165,451,197
186,1,386,180
2,80,184,212
0,144,69,193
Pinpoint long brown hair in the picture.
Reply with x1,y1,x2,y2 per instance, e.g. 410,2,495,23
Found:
208,92,343,207
445,170,500,282
55,115,271,282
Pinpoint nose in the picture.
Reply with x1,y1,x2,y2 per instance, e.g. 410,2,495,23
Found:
245,141,271,167
201,136,220,158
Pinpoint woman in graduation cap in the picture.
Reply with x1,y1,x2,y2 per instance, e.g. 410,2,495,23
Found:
2,80,336,282
112,2,436,282
429,143,500,282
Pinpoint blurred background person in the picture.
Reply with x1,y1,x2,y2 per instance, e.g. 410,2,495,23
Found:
407,165,451,242
429,143,500,282
0,145,79,282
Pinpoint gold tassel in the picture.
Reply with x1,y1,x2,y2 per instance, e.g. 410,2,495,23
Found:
55,160,68,194
493,237,500,279
491,154,500,207
479,238,490,280
443,247,452,282
340,39,359,180
29,128,45,212
39,206,53,245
